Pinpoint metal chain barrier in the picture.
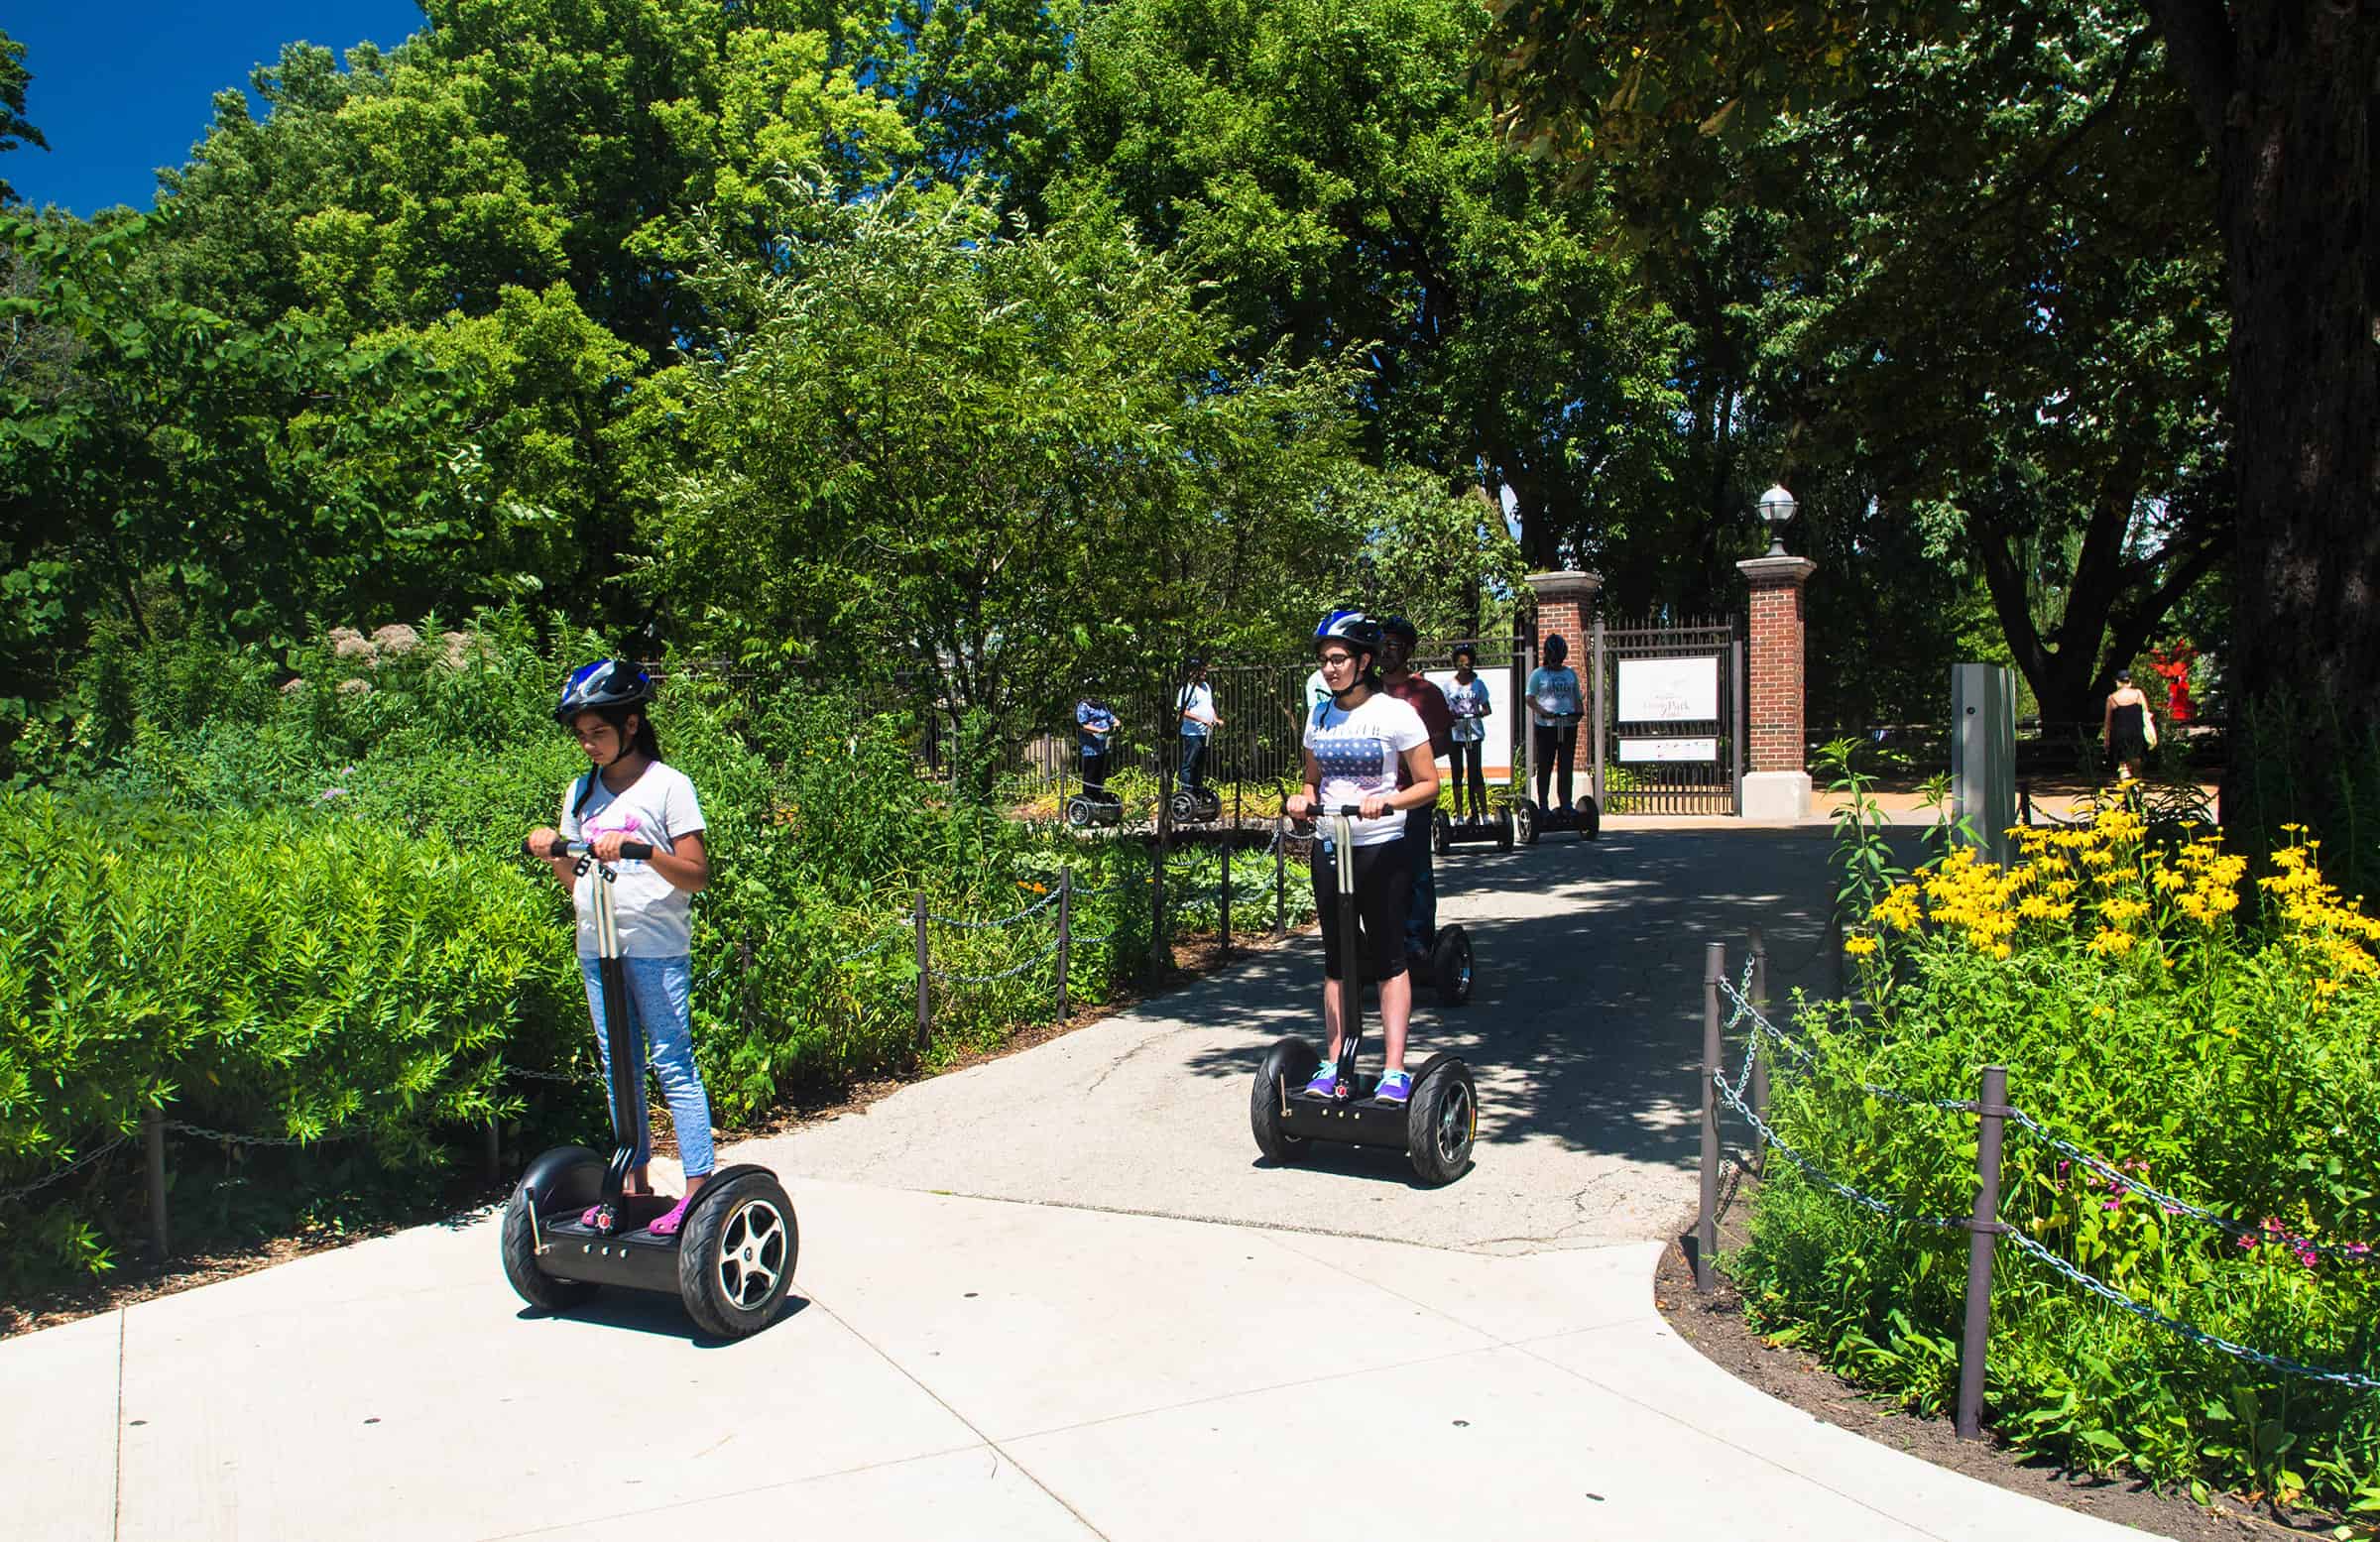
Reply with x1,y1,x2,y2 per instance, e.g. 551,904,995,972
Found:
930,938,1061,985
0,1133,131,1208
833,927,907,965
1711,1061,1964,1230
2004,1108,2376,1266
2003,1230,2380,1391
164,1120,358,1148
929,886,1064,930
1721,972,1970,1111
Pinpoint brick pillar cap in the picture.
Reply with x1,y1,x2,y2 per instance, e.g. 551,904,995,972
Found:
1735,555,1817,588
1524,569,1605,603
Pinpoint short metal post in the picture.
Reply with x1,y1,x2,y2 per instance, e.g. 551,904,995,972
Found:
2018,779,2033,826
144,1105,170,1259
912,890,932,1052
1273,814,1287,935
1698,940,1724,1291
1957,1065,2009,1440
1055,869,1073,1024
484,1118,502,1186
1220,839,1233,959
1748,925,1770,1171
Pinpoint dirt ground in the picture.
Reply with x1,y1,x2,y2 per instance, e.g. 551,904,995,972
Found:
1652,1195,2345,1542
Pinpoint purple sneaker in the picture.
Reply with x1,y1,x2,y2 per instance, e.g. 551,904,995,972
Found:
1302,1065,1341,1098
1373,1071,1413,1105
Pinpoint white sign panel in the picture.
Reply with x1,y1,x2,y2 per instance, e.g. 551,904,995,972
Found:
1617,656,1719,724
1619,737,1720,763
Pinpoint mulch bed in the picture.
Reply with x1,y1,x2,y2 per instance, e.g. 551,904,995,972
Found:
1653,1192,2342,1541
1,921,1311,1341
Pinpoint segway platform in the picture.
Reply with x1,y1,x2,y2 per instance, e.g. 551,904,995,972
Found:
1431,806,1514,855
1514,795,1598,845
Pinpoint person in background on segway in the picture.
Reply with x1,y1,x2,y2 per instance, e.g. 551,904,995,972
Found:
1528,633,1586,812
1444,644,1491,821
1378,616,1453,963
1177,657,1221,800
1076,695,1119,802
524,660,717,1238
1287,611,1439,1105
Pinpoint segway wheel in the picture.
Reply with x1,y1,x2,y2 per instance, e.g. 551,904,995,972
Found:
1495,806,1514,852
1065,796,1093,829
1576,795,1601,841
1167,789,1198,825
1429,926,1474,1007
501,1168,601,1314
677,1169,799,1339
1405,1054,1478,1187
1430,808,1452,857
1515,798,1541,846
1251,1036,1321,1164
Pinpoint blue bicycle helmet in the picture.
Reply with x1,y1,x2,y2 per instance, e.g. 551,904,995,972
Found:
555,659,653,723
1314,609,1381,656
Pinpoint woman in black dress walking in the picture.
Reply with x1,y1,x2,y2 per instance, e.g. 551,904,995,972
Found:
2101,668,2155,782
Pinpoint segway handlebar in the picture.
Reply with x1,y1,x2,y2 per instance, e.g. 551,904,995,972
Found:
1289,802,1388,823
526,835,655,862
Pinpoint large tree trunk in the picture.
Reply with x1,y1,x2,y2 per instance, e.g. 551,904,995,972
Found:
2145,3,2380,844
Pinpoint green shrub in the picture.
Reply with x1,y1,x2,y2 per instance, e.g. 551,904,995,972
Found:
1737,803,2380,1511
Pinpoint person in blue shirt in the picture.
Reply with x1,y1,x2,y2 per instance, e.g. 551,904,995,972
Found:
1176,657,1221,795
1443,643,1492,821
1527,633,1586,811
1075,697,1119,800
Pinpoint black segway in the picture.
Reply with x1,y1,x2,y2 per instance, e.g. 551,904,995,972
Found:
1250,809,1477,1186
1065,787,1125,828
1166,783,1224,825
1515,793,1599,844
1431,803,1515,856
502,836,798,1339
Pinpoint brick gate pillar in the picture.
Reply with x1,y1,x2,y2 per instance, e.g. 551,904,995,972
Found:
1735,554,1818,821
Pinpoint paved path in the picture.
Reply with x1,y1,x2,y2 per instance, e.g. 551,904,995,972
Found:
16,832,2160,1542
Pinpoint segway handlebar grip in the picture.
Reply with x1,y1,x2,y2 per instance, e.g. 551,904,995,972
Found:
531,837,656,861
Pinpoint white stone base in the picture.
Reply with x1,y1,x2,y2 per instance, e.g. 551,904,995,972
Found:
1740,770,1813,822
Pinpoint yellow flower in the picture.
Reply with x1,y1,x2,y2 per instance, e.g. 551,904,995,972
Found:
2086,928,2137,957
1844,934,1879,958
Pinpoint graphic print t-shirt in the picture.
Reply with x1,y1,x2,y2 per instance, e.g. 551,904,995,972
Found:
1445,677,1490,743
558,763,707,958
1528,666,1584,727
1304,693,1428,846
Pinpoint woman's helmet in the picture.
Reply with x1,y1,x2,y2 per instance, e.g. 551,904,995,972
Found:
556,659,653,723
1314,609,1382,657
1542,633,1569,664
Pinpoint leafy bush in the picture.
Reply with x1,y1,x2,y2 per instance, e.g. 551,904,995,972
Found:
0,789,577,1285
1740,801,2380,1511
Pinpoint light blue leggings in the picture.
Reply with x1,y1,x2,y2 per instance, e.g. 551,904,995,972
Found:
579,955,715,1178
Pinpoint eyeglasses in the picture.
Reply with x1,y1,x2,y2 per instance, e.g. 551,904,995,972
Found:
1318,652,1356,668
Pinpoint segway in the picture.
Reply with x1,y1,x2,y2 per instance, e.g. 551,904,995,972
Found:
1431,803,1515,856
1250,809,1477,1186
502,836,798,1339
1167,783,1224,825
1065,788,1125,828
1515,793,1599,844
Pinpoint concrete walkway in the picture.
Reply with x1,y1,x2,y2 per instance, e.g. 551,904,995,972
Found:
16,833,2160,1542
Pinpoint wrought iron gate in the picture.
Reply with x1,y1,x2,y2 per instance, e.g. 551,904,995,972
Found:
1590,617,1743,816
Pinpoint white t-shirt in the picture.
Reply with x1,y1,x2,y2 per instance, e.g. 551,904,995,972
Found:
1177,681,1216,738
1304,692,1428,846
558,763,708,958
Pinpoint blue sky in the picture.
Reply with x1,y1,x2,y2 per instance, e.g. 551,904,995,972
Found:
8,4,428,216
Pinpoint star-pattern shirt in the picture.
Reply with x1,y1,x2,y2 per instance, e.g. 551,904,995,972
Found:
1304,691,1428,846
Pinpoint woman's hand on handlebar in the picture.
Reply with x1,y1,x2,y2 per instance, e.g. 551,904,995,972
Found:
526,826,563,861
1285,792,1315,821
1357,794,1392,820
588,829,635,862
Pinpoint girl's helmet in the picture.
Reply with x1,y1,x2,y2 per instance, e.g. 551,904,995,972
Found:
1314,609,1381,657
556,659,653,723
1452,642,1477,662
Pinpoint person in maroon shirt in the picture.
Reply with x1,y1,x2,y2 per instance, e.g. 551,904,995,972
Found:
1379,616,1453,957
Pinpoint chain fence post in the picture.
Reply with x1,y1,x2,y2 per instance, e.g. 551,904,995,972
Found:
1055,869,1073,1025
1957,1064,2010,1440
1273,812,1287,935
912,890,932,1053
1749,924,1770,1173
1220,832,1233,960
484,1117,502,1187
144,1105,170,1259
1698,940,1724,1292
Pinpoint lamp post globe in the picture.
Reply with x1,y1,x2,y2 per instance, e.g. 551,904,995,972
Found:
1757,484,1798,557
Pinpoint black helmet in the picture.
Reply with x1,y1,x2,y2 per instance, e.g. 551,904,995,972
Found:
1452,642,1477,662
556,659,652,723
1314,609,1381,658
1543,633,1569,664
1380,616,1418,648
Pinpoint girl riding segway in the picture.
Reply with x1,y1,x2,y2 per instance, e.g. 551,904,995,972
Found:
524,660,717,1238
1286,610,1439,1105
1444,644,1491,821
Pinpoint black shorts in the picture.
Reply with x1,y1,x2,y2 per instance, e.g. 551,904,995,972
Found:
1311,834,1413,983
